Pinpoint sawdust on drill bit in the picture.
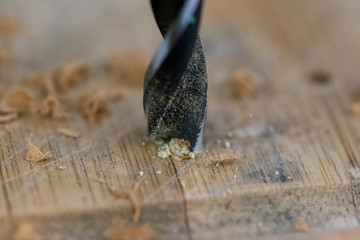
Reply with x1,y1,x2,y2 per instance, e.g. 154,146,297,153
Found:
58,61,90,92
57,127,80,138
231,69,260,98
81,86,107,123
37,96,67,119
26,133,53,162
14,222,40,240
0,112,18,123
106,53,148,86
295,220,310,233
0,87,35,114
103,225,155,240
157,138,195,161
0,16,18,35
211,154,237,164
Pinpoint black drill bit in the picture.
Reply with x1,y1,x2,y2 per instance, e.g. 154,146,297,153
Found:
143,0,207,152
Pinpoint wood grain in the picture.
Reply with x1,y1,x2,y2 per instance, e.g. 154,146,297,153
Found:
1,0,360,239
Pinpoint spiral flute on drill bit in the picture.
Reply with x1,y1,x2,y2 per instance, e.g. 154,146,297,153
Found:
143,0,207,152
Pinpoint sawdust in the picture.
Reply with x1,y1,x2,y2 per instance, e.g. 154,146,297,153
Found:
37,96,67,119
57,127,80,138
211,154,237,164
106,53,148,86
0,87,35,114
14,222,40,240
295,220,310,233
0,16,18,35
26,133,53,162
0,112,18,123
109,183,141,223
157,138,195,160
231,69,260,98
81,86,107,123
103,225,155,240
58,61,90,92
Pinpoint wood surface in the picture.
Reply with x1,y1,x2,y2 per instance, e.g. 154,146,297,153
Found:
1,0,360,239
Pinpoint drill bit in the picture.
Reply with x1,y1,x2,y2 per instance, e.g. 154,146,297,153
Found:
143,0,207,152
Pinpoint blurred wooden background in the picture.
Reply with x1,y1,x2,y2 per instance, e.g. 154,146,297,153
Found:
1,0,360,239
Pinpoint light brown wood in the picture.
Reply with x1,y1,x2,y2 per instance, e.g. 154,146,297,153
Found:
1,0,360,239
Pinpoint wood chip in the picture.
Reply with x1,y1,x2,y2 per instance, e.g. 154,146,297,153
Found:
0,16,18,35
58,165,67,170
103,225,155,240
26,133,52,163
38,96,67,119
106,53,148,86
211,154,237,164
231,69,260,98
93,177,107,184
295,220,310,233
110,188,141,223
57,128,80,138
0,87,35,114
0,112,18,123
81,86,107,123
350,101,360,116
58,61,90,92
14,222,40,240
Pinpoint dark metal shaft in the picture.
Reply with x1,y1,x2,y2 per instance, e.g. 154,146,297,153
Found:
144,0,207,151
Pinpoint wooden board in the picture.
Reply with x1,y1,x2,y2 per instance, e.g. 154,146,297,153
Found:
1,0,360,239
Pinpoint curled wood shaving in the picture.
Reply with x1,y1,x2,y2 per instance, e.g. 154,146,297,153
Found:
103,225,155,240
81,87,107,123
57,128,80,138
38,96,67,119
106,53,148,86
0,87,35,114
14,222,40,240
231,69,260,98
0,112,18,123
295,220,310,233
0,16,18,35
58,61,90,92
26,134,52,162
211,154,237,164
110,188,141,223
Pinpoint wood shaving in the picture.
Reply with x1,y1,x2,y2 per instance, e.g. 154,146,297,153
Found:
110,188,141,223
0,46,8,64
0,87,35,114
58,61,90,92
0,112,18,123
106,53,148,86
295,220,310,233
58,165,67,170
103,225,155,240
57,128,80,138
350,101,360,116
26,133,52,162
37,96,67,119
42,71,60,97
14,222,40,240
81,86,107,123
0,16,18,35
93,177,107,184
211,154,237,164
157,138,195,161
231,69,260,98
